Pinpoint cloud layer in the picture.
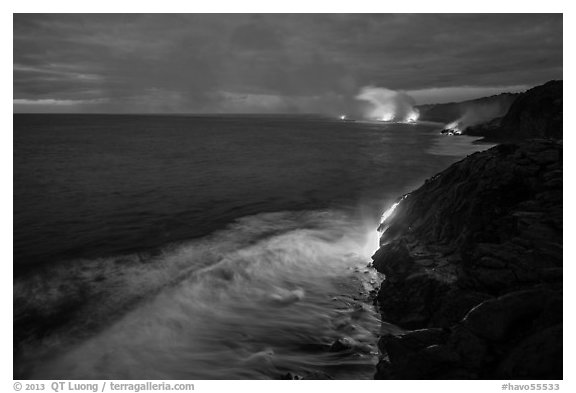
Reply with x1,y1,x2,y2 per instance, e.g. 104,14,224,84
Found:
13,14,563,113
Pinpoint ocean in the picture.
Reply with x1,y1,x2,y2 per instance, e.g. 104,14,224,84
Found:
13,114,492,379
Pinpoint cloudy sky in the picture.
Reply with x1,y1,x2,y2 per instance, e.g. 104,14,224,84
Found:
13,14,563,114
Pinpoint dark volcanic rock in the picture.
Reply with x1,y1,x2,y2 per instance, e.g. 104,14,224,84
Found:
376,273,490,329
461,288,555,341
497,325,563,380
372,240,415,281
417,93,518,124
377,287,563,379
466,81,562,140
372,140,562,379
379,328,449,363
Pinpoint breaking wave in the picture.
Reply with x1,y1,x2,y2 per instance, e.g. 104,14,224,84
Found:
15,209,393,379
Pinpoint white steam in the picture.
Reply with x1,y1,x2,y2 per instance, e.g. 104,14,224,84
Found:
355,86,419,122
444,101,511,133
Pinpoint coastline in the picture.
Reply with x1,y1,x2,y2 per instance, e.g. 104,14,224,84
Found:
370,139,562,379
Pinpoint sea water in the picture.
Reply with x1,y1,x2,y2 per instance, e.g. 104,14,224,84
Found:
13,114,492,379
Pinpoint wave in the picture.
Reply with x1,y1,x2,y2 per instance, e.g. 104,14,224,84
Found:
15,208,390,379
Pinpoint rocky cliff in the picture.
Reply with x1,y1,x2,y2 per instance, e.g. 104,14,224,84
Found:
466,81,563,140
417,93,518,124
371,140,562,379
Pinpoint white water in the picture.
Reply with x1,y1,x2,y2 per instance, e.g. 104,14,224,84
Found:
19,210,392,379
14,120,494,380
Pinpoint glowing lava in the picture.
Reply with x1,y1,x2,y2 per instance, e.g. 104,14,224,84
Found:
378,113,394,122
405,110,420,123
368,196,407,256
443,121,463,135
377,195,407,233
375,109,419,123
378,202,400,232
356,86,419,123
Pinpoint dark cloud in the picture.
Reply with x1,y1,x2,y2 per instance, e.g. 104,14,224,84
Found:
13,14,563,113
230,22,284,51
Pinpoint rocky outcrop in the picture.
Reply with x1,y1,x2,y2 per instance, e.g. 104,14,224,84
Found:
372,140,562,379
417,93,518,124
466,81,563,140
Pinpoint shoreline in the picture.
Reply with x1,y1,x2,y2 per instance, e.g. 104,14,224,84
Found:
370,139,562,379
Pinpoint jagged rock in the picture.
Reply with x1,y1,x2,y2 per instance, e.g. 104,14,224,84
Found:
379,328,449,363
497,325,563,379
461,289,551,341
417,93,518,124
377,273,492,330
376,341,467,379
499,81,562,140
377,273,452,329
539,267,563,283
371,139,562,379
465,81,562,140
467,266,519,291
428,290,492,327
376,287,562,379
372,240,414,280
446,324,489,369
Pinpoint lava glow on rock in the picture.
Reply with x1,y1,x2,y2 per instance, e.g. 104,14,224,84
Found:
377,195,408,234
443,121,463,135
368,196,407,255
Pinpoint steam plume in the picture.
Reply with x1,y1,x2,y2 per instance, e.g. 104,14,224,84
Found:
355,86,419,122
444,100,513,133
